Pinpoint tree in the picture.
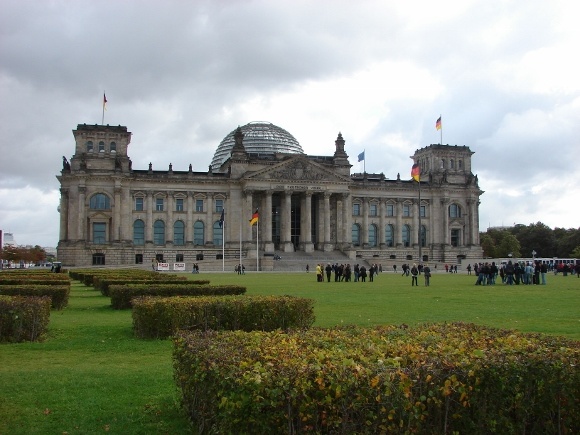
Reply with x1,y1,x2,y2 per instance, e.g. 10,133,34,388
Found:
496,232,521,258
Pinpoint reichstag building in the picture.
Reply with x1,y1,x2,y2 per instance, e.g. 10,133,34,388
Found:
56,122,484,267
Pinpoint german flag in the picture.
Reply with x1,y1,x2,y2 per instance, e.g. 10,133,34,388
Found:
411,163,420,182
435,116,441,131
249,208,259,226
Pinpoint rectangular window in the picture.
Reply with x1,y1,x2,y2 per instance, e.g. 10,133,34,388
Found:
93,222,106,244
135,197,144,211
420,205,426,218
403,205,410,217
156,198,164,211
175,198,184,211
196,199,204,212
451,229,460,247
135,254,143,264
386,204,394,216
215,199,223,212
353,203,360,216
369,204,377,216
176,253,184,262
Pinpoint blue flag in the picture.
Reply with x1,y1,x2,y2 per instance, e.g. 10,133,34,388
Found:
219,209,225,228
357,151,365,162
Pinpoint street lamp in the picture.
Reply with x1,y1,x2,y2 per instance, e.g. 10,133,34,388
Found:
532,250,536,260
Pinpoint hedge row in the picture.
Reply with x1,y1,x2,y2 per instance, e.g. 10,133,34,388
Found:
0,277,71,286
173,322,580,434
0,285,70,310
133,295,315,339
109,282,230,309
0,295,51,343
69,269,164,286
94,275,190,296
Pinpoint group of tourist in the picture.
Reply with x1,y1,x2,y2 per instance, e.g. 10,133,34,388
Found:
314,263,381,283
474,260,550,285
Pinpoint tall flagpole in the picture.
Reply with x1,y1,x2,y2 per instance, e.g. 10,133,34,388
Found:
418,180,422,263
102,92,107,125
256,217,259,272
222,216,225,273
239,212,242,272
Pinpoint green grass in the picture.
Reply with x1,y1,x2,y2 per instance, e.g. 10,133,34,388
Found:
1,271,579,434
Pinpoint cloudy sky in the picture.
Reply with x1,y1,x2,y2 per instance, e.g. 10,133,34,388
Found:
1,0,579,248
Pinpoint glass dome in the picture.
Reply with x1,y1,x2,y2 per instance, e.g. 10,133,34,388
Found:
211,121,304,171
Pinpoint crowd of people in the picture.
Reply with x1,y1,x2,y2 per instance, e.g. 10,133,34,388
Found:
311,262,433,286
472,260,551,285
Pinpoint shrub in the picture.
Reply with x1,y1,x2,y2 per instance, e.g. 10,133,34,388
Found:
0,285,70,310
133,295,315,339
109,283,237,309
173,323,580,434
0,295,51,343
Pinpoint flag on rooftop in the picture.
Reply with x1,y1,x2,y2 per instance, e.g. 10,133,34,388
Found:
357,151,365,162
436,116,441,131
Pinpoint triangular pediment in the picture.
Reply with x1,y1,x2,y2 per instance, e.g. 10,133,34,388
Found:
244,156,351,183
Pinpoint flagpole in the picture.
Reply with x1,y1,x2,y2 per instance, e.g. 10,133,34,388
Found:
439,114,442,145
363,149,366,173
239,212,242,273
102,91,106,125
418,180,422,262
222,220,225,273
256,217,259,272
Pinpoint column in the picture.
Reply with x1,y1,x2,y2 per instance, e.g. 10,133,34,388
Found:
145,191,153,243
167,192,174,243
379,200,386,248
78,186,86,242
302,192,313,252
205,193,213,245
59,188,69,241
323,192,332,251
442,199,449,245
395,199,403,246
412,200,419,246
342,193,351,249
362,197,369,247
186,192,194,244
281,190,293,252
244,190,254,246
263,191,274,252
114,186,122,241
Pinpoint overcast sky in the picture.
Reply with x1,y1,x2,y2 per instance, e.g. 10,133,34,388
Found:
1,0,579,249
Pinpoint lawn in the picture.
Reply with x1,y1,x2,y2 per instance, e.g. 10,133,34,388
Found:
1,271,578,434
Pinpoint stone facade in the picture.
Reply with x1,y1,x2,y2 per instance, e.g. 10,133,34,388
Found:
56,123,484,267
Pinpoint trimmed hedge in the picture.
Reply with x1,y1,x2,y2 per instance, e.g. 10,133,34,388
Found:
0,295,51,343
94,276,190,296
109,282,235,309
0,285,70,310
133,295,315,339
69,269,165,287
173,323,580,434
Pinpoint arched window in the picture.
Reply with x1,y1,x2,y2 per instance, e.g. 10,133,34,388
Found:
441,159,445,169
89,193,110,210
110,142,117,153
449,204,462,218
402,224,411,247
450,159,455,169
213,221,223,246
351,223,361,246
421,225,427,247
153,220,165,245
133,220,145,245
86,141,94,152
173,220,185,246
368,224,377,247
98,141,105,152
385,224,394,247
194,221,204,245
